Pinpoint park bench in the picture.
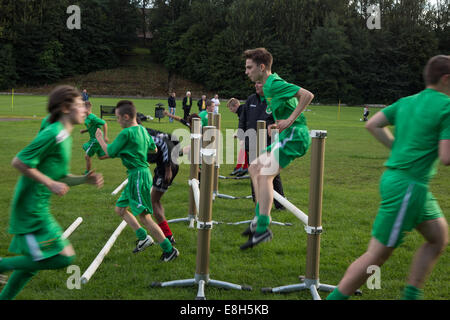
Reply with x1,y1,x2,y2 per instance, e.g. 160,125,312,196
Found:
100,105,115,119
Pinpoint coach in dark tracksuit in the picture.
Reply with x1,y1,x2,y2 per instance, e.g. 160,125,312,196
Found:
238,85,285,210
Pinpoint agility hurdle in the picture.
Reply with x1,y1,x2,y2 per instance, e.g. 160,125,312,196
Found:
80,220,128,284
167,117,202,228
111,178,128,196
209,113,253,200
62,217,83,239
261,130,338,300
151,126,251,299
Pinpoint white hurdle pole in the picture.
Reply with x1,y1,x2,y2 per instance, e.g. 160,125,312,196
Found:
62,217,83,239
273,191,308,226
80,220,128,284
189,179,200,214
111,178,128,195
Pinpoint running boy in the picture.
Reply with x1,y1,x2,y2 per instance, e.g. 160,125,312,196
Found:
240,48,314,249
327,55,450,300
0,85,104,300
95,100,179,262
80,101,109,174
199,100,215,127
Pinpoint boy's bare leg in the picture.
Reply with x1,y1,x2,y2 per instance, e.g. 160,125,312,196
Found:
407,217,448,288
139,213,166,243
151,189,165,223
85,155,91,173
337,238,394,296
115,206,141,231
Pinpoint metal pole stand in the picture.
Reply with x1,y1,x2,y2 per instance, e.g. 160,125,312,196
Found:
151,126,252,299
167,118,201,228
261,130,336,300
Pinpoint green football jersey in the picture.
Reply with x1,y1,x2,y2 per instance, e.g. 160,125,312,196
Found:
107,125,156,170
382,88,450,183
39,114,51,131
263,73,307,127
85,113,105,141
10,121,72,234
199,110,209,127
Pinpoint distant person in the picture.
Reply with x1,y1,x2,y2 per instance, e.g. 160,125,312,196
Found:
227,98,248,176
197,95,207,113
199,100,215,127
80,101,109,174
211,94,220,114
82,89,89,102
182,91,193,121
327,55,450,300
363,106,370,122
168,92,176,123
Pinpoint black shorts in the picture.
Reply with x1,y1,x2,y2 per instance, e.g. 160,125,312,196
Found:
153,163,179,192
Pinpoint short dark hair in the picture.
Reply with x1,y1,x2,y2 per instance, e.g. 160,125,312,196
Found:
47,85,81,123
206,99,214,107
424,55,450,86
243,48,273,71
115,100,136,119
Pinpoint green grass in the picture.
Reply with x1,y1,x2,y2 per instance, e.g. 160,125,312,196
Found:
0,95,448,300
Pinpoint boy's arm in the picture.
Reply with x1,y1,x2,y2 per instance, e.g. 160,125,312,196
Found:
276,88,314,133
102,122,109,143
80,129,88,134
365,111,394,149
12,157,69,196
60,171,104,188
96,128,109,157
439,140,450,166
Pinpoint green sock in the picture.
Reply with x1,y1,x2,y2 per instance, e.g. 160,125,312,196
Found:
135,228,147,241
326,287,350,300
256,215,270,233
401,284,423,300
159,238,173,253
0,254,75,273
255,203,260,217
0,270,38,300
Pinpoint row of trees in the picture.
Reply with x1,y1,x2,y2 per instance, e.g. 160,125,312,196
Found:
148,0,449,104
0,1,448,104
0,0,140,89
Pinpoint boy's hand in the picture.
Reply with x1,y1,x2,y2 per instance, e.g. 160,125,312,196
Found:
275,119,292,133
86,171,104,188
104,137,109,143
48,181,70,196
268,123,278,137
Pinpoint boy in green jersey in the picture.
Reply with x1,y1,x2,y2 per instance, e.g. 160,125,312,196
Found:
0,85,104,300
240,48,315,250
96,100,179,262
198,100,215,127
80,101,109,174
327,55,450,300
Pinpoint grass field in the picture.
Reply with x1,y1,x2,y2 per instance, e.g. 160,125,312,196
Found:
0,94,448,300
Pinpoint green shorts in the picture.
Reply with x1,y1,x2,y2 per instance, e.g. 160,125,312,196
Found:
266,125,311,169
8,217,69,261
83,140,106,158
116,167,153,216
372,169,443,248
